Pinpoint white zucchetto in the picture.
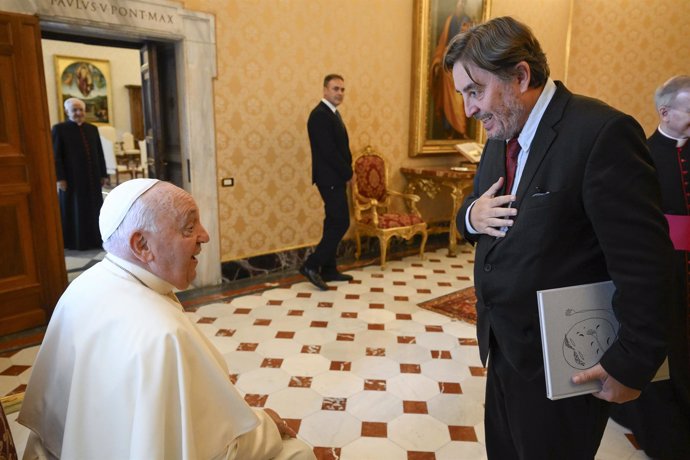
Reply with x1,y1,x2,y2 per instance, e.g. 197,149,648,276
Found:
100,178,159,241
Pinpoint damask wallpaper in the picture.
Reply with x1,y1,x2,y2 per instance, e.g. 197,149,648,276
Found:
568,0,690,136
182,0,687,263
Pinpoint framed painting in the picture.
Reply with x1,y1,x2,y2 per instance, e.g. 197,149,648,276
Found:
55,55,113,125
409,0,490,156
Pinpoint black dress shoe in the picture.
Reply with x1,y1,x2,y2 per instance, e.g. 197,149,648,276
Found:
321,271,353,282
299,264,328,290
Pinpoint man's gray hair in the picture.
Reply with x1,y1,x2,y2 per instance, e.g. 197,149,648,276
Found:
63,97,85,110
655,75,690,110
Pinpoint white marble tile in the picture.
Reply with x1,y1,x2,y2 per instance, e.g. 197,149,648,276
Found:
386,374,440,401
299,411,361,447
350,356,401,380
427,393,484,426
340,437,407,460
265,387,322,419
255,339,303,359
310,371,363,398
292,328,338,346
222,350,264,374
385,344,433,365
415,331,462,350
235,368,290,394
421,358,472,383
388,413,451,451
319,341,366,362
347,391,403,423
280,353,331,377
260,288,299,300
436,440,488,460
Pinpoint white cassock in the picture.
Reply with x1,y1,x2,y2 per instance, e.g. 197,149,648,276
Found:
18,255,311,460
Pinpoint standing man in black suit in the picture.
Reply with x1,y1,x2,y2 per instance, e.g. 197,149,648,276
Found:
445,17,673,458
300,74,354,290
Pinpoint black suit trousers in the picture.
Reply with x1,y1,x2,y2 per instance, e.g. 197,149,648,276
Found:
305,184,349,272
485,338,610,459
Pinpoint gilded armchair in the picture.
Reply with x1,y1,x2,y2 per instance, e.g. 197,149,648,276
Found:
351,146,428,268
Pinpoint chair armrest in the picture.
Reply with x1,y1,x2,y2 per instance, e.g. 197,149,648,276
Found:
388,190,420,202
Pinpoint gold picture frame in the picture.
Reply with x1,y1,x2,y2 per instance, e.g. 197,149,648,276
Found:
55,55,113,125
409,0,490,156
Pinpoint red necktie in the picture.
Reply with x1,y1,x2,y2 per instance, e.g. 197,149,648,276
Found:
505,138,521,194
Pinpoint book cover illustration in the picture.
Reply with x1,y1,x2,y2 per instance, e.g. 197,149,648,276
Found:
537,281,618,400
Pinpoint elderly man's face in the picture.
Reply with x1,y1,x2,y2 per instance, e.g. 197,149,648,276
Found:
661,91,690,139
66,101,86,125
145,189,210,290
452,61,526,140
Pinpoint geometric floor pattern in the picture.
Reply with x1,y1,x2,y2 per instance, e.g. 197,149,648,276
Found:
3,245,649,459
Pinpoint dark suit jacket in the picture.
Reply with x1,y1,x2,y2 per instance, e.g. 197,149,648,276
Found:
307,101,352,186
458,82,673,389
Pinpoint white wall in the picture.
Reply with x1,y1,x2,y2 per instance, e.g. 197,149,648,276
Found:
42,39,141,141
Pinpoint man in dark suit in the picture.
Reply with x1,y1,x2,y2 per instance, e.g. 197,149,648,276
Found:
445,17,673,458
300,74,353,290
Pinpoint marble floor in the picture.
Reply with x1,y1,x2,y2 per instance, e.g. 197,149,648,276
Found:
1,245,649,459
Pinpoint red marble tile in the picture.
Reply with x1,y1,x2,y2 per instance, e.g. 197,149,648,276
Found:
318,302,333,308
449,425,478,442
432,269,446,274
287,310,304,316
341,312,358,318
260,358,283,368
414,275,427,279
394,296,409,301
361,421,387,437
289,376,313,388
311,321,328,328
197,317,216,324
431,350,452,359
233,308,251,314
296,292,312,298
396,313,413,320
366,347,385,356
268,300,283,306
215,328,236,337
408,451,436,460
370,287,384,293
276,331,295,339
371,273,384,278
416,289,432,294
8,384,26,395
400,363,421,374
301,345,321,354
254,319,272,326
392,268,404,272
229,374,238,384
397,336,416,344
456,275,471,280
237,343,259,351
337,333,355,341
349,279,362,284
393,281,407,286
437,282,452,287
458,338,478,346
625,433,641,450
429,259,441,263
468,258,474,262
470,366,488,377
330,361,351,371
284,418,302,434
322,397,347,411
369,303,385,309
364,379,386,391
313,447,341,460
368,323,385,330
345,294,360,300
403,400,428,414
244,394,268,407
0,364,29,376
425,325,444,332
438,382,463,394
450,264,464,268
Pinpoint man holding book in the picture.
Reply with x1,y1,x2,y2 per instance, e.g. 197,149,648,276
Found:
447,17,673,459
